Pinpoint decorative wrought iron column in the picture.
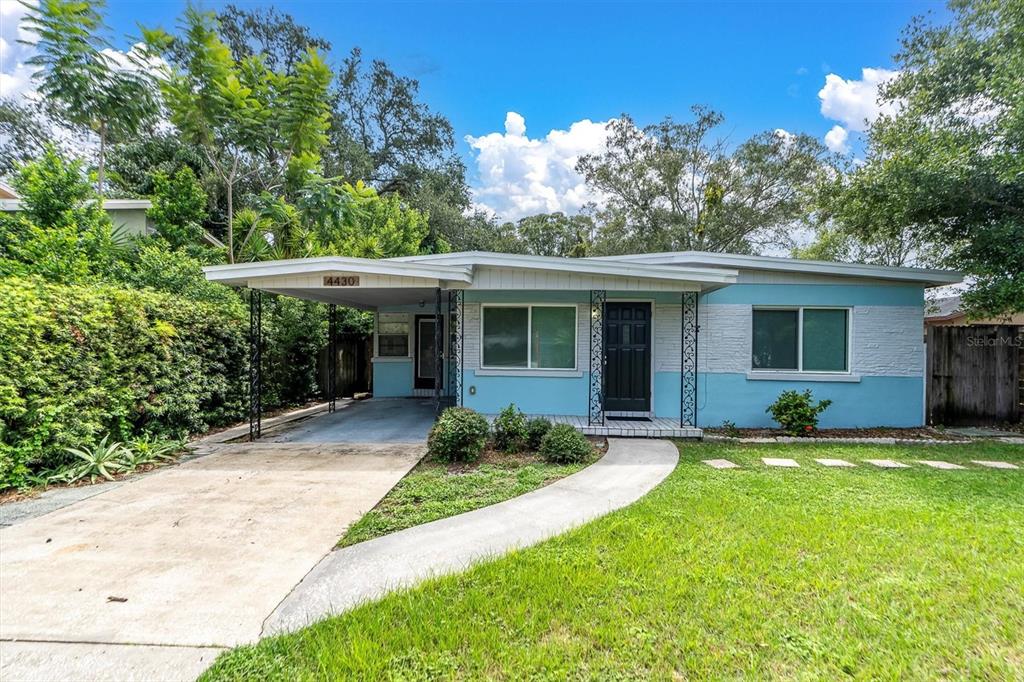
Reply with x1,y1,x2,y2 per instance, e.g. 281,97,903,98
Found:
589,289,607,426
327,303,337,413
248,289,263,441
681,291,699,427
433,287,443,414
448,289,464,407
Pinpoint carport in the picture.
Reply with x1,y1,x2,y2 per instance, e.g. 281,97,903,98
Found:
204,256,472,440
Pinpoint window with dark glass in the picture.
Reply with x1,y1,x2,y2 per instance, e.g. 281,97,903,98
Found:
377,314,409,357
751,308,849,372
482,306,576,369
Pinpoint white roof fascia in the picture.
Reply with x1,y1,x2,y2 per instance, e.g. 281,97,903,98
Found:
100,199,152,209
203,256,474,286
588,251,962,286
388,251,738,285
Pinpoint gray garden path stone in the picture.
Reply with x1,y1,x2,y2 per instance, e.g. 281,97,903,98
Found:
262,438,678,636
917,460,966,470
865,459,911,469
971,460,1020,470
703,459,739,469
762,457,800,467
815,458,855,467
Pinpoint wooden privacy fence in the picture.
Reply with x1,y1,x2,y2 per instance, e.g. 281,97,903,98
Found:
927,325,1023,425
318,333,372,399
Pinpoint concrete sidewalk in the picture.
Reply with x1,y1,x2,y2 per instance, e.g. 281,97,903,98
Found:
264,437,679,636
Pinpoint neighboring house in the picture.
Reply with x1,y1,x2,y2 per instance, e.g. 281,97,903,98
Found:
204,251,962,433
0,181,153,236
925,295,1024,327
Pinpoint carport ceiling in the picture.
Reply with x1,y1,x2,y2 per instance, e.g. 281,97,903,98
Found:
262,287,447,309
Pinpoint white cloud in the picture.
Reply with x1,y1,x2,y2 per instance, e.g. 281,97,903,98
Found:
0,0,38,100
818,67,900,132
823,124,850,154
465,112,611,221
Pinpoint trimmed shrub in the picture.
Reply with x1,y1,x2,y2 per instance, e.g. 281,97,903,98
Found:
766,389,833,436
0,276,247,489
525,417,552,451
493,403,528,453
428,407,490,463
539,423,593,463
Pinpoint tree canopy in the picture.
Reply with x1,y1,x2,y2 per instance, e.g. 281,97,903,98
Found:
811,0,1023,314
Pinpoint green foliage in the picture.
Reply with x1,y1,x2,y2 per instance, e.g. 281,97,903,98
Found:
525,417,553,451
121,433,185,468
0,148,119,283
149,167,208,249
817,0,1024,316
576,107,835,255
539,423,593,463
766,389,833,436
427,407,490,463
493,404,528,453
0,277,247,489
145,6,333,260
57,434,128,483
22,0,161,190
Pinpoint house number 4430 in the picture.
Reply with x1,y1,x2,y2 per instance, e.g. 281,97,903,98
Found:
323,275,360,287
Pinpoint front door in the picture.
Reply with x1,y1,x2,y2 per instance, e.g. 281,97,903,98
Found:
414,315,442,390
605,302,652,413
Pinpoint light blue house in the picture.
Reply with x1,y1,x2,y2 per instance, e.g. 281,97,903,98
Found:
205,251,961,437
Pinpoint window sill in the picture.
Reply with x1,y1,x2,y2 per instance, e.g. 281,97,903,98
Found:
372,356,412,363
746,371,860,383
474,368,582,378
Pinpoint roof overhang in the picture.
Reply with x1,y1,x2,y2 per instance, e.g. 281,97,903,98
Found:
389,251,738,285
203,256,474,287
589,251,963,287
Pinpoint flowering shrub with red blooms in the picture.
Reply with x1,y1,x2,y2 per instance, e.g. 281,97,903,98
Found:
766,390,833,436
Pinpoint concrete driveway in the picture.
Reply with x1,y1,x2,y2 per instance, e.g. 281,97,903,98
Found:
0,440,423,681
268,398,437,444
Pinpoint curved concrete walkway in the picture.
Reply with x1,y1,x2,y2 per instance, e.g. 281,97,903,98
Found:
264,437,679,636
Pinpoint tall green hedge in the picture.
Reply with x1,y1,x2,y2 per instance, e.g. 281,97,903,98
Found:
0,277,247,488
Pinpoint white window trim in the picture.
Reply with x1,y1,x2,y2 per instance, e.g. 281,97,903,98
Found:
750,306,853,375
374,312,412,359
480,303,579,371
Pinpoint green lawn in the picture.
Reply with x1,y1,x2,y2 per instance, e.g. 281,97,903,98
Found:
205,441,1024,680
338,451,595,547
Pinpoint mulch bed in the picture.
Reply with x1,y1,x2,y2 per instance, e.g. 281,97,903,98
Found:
440,437,607,474
703,426,965,441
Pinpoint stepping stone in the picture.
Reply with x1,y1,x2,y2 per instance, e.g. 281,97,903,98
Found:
971,460,1020,470
917,460,966,470
703,459,739,469
815,458,855,467
762,457,799,467
865,459,911,469
700,456,741,466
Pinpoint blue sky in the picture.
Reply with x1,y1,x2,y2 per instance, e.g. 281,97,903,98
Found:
3,0,949,219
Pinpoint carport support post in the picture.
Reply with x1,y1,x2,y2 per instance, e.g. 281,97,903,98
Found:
433,287,442,414
327,303,337,413
249,289,263,441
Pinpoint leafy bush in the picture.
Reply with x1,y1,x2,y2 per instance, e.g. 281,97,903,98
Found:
122,434,185,468
766,389,833,436
539,424,593,463
525,417,552,450
57,435,129,484
493,403,528,453
427,407,490,463
0,277,247,489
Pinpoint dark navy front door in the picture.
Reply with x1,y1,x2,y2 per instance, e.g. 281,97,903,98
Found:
605,302,652,412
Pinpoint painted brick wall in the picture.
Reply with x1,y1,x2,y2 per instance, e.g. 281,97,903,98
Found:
851,306,924,376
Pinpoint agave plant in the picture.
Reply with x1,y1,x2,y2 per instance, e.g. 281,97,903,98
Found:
122,434,184,469
61,435,128,483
